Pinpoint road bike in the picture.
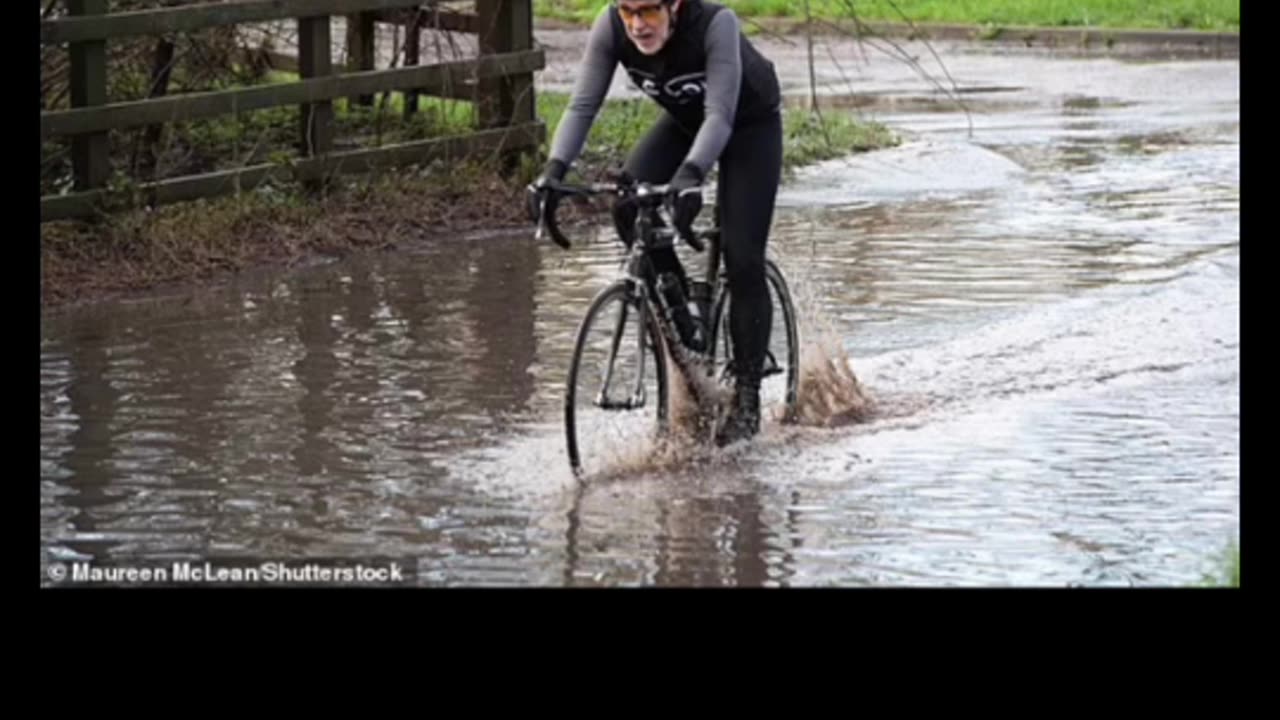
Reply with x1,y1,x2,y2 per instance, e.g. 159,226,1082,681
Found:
531,175,800,478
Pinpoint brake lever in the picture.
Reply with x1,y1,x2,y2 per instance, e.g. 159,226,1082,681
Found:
681,224,705,253
666,188,706,253
538,190,571,249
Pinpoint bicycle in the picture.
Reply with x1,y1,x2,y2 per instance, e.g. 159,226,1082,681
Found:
530,174,800,478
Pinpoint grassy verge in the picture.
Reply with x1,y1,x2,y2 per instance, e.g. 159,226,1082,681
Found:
537,90,899,180
1199,542,1240,587
41,160,526,308
534,0,1240,31
782,108,898,173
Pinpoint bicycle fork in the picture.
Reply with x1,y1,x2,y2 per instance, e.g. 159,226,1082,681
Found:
594,284,649,411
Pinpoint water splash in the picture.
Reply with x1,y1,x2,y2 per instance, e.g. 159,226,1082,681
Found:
667,352,730,444
792,338,875,428
782,265,876,428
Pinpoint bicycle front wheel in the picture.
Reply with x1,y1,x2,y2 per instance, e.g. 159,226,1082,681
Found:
709,259,801,424
565,280,670,478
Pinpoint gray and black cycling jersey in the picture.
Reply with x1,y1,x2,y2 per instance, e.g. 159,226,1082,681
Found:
548,0,782,179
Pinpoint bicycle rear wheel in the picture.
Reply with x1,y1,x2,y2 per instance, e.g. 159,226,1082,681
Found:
708,260,800,424
565,280,670,478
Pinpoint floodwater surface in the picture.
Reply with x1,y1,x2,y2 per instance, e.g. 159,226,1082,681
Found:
41,36,1239,587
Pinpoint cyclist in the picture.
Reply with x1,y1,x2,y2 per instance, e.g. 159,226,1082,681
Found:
529,0,783,447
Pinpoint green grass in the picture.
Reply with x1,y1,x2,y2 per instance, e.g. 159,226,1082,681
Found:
534,0,1239,31
265,69,478,140
535,90,899,180
782,107,898,172
42,68,482,196
537,91,662,171
1199,543,1239,587
133,93,476,177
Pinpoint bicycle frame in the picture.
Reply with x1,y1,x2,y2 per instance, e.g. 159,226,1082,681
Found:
534,178,725,410
629,201,725,376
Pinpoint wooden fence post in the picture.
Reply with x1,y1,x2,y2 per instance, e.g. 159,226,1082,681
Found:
67,0,109,192
345,12,376,107
298,14,334,188
403,10,421,119
476,0,535,129
476,0,536,174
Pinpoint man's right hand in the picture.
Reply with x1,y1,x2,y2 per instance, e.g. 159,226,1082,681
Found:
526,159,567,223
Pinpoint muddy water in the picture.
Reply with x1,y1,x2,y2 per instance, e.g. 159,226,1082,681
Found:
41,39,1238,587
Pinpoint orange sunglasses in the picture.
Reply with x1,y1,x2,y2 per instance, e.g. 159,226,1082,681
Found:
615,2,669,24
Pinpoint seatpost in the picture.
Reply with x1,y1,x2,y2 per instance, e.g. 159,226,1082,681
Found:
704,202,722,287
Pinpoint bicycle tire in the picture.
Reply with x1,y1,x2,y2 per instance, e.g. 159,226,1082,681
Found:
708,259,801,423
565,280,670,478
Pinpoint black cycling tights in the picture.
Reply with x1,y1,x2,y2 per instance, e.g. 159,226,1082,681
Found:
614,110,783,386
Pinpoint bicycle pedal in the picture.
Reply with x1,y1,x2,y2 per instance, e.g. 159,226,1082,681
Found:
595,398,645,411
594,389,646,411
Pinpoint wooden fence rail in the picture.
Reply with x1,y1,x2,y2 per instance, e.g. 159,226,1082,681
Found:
41,123,544,222
40,0,544,222
42,0,440,44
41,50,541,139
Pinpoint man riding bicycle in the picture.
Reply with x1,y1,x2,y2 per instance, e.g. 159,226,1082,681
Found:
529,0,784,447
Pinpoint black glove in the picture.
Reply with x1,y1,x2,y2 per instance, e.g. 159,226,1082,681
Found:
667,162,704,237
526,158,567,223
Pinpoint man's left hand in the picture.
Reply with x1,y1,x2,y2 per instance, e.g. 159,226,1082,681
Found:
667,162,704,236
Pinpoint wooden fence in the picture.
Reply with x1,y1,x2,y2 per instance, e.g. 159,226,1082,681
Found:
40,0,545,222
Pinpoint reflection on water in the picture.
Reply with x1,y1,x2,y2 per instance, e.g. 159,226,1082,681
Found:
41,50,1238,587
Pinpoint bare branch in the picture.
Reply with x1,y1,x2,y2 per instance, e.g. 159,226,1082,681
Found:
833,0,974,137
741,16,799,48
802,0,831,146
821,32,860,99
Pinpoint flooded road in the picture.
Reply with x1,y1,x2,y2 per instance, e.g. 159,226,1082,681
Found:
41,34,1238,587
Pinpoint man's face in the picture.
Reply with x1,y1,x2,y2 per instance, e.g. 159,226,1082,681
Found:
617,0,681,55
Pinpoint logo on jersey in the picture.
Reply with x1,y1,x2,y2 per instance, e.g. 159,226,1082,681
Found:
627,69,707,104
